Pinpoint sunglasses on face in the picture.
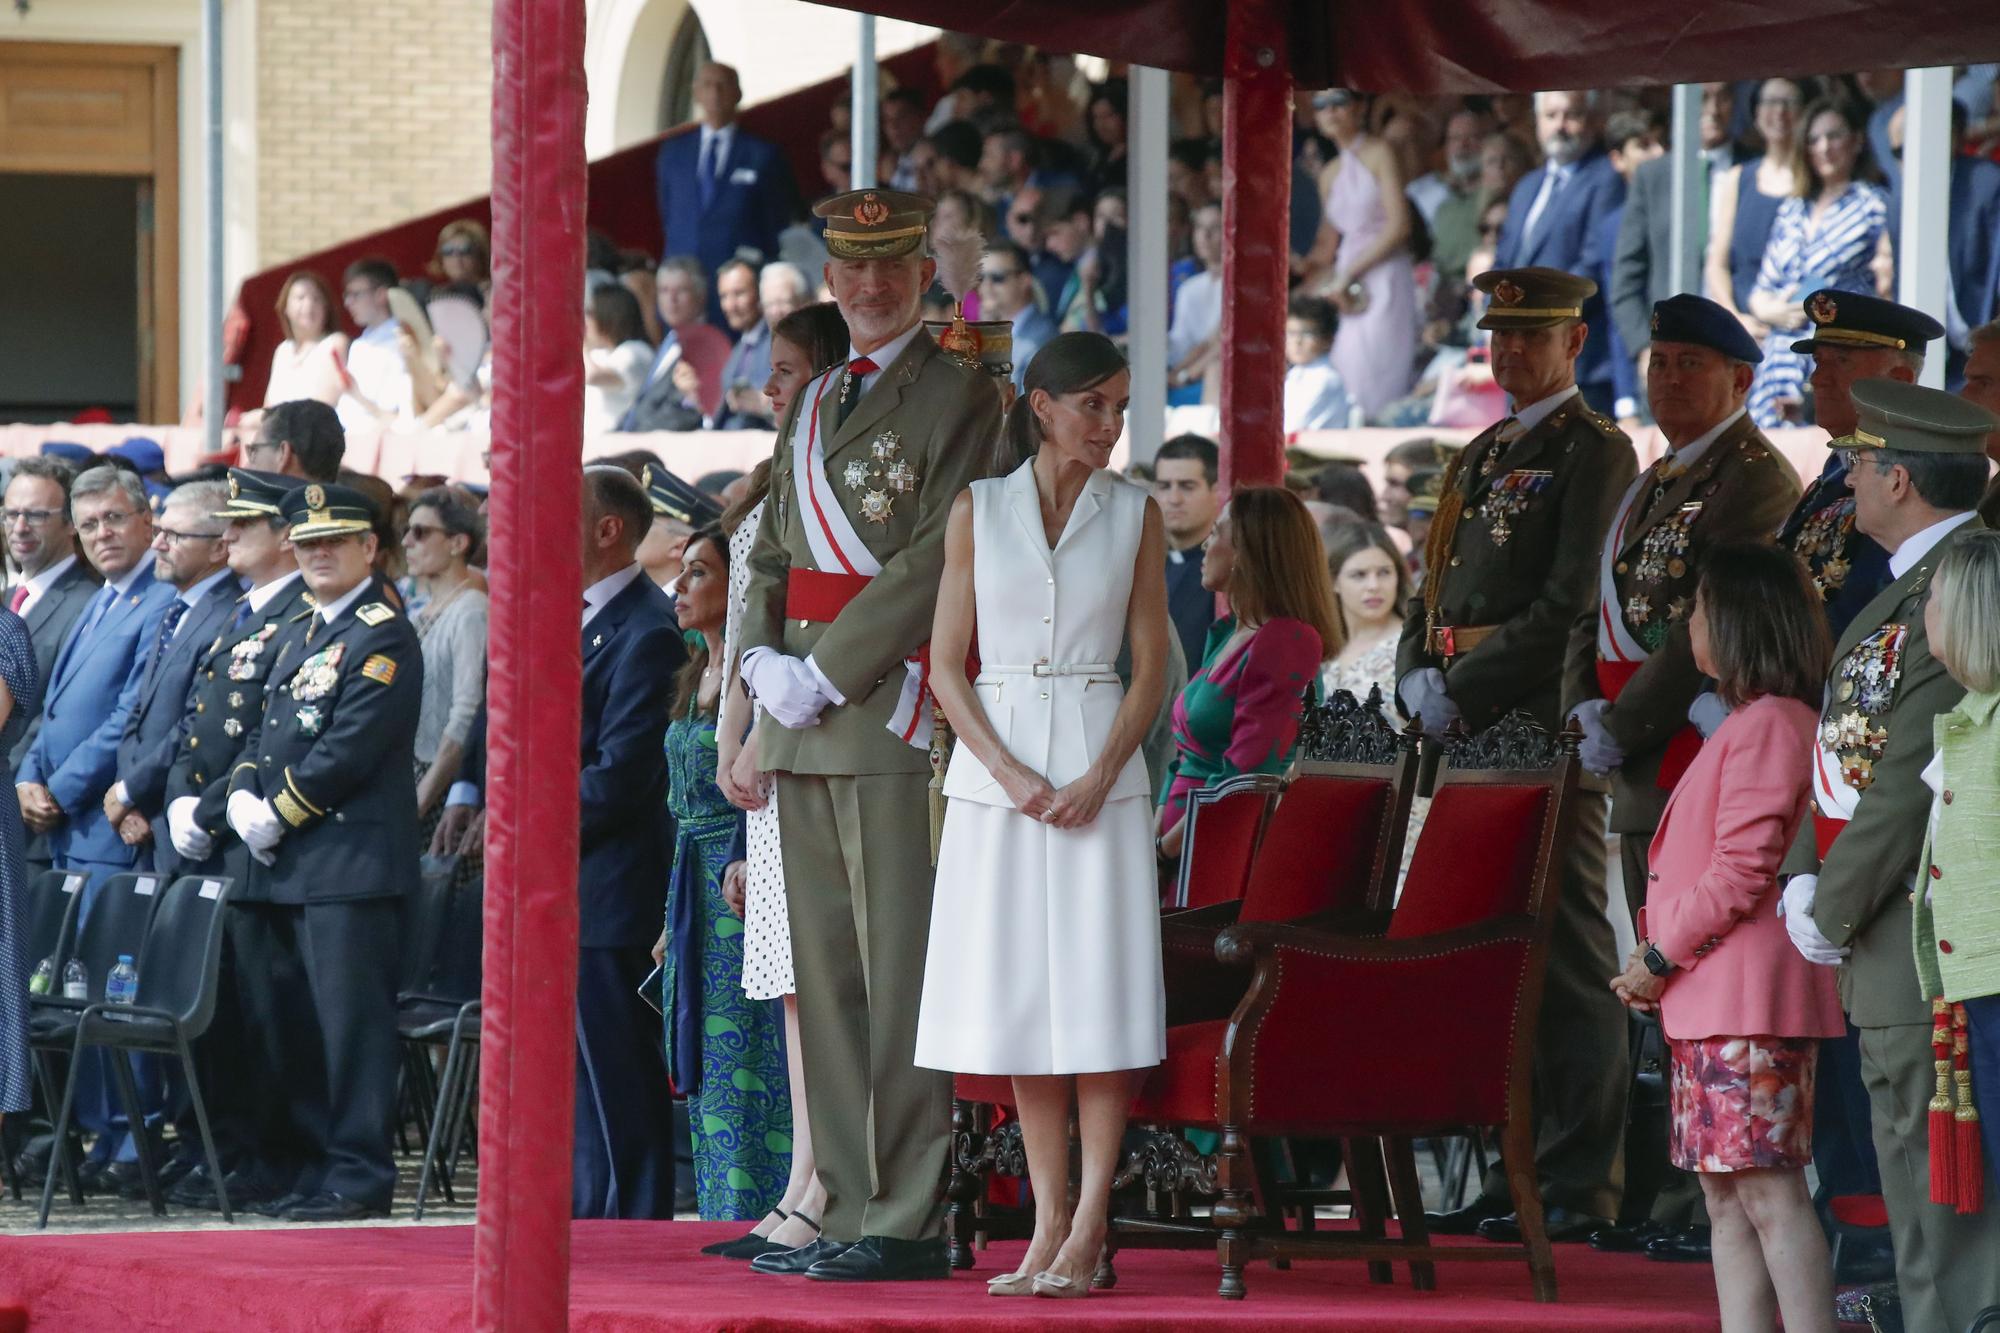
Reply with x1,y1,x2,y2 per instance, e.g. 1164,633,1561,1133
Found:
1313,91,1356,110
440,244,476,259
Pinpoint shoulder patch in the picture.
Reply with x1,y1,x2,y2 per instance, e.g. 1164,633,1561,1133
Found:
360,653,398,685
355,602,395,626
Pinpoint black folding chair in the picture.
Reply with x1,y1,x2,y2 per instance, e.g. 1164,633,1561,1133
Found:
394,855,461,1154
27,870,166,1213
3,869,85,1199
35,874,236,1228
402,870,483,1217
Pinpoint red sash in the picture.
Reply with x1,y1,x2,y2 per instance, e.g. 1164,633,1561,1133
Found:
1813,810,1849,862
785,567,873,622
1594,660,1703,791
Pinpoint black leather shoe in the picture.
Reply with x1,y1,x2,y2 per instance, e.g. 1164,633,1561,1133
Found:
805,1235,950,1282
1478,1206,1613,1244
253,1190,312,1218
1423,1197,1512,1236
1588,1221,1670,1252
173,1164,284,1210
281,1190,391,1222
1643,1224,1712,1262
751,1237,852,1275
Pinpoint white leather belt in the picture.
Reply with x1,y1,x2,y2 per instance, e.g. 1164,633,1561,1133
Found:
979,662,1117,678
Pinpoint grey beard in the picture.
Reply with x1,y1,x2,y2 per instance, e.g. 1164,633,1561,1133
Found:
1544,133,1583,166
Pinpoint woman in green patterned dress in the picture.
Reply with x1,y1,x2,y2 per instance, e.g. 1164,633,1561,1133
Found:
655,525,791,1219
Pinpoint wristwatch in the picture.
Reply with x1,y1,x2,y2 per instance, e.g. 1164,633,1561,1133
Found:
1642,943,1676,978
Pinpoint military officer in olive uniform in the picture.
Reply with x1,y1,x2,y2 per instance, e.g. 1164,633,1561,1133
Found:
225,483,423,1222
1399,268,1638,1244
1783,381,2000,1333
739,189,1003,1282
159,468,315,1209
1777,291,1943,639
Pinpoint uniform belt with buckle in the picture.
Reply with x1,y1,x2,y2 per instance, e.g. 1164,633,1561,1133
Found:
1429,623,1498,659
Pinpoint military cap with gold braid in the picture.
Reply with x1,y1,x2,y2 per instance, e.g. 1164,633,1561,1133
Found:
1836,377,2000,455
814,188,935,260
1474,266,1597,330
1790,289,1945,356
280,481,378,541
215,467,302,519
641,464,722,528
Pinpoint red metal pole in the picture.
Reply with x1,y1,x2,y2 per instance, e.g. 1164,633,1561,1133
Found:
474,0,586,1325
1218,0,1293,491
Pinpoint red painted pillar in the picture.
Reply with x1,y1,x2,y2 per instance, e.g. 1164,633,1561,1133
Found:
1218,0,1293,491
475,0,586,1325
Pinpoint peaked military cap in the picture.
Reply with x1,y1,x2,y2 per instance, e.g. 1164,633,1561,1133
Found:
1474,266,1597,330
1649,293,1764,364
216,467,301,519
1790,289,1945,356
1838,378,2000,455
281,481,377,541
814,189,934,260
1404,468,1448,516
641,464,722,528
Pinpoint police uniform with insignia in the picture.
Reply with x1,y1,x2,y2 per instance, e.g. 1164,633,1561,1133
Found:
739,189,1002,1264
1782,381,2000,1333
227,483,423,1217
158,468,315,1196
1401,268,1638,1235
1776,291,1945,639
641,463,723,530
1566,295,1803,886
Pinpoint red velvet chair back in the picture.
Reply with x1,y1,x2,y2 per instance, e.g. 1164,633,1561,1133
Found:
1171,775,1282,910
1237,773,1390,923
1388,783,1554,938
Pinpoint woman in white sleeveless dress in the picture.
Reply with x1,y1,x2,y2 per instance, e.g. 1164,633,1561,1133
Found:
915,332,1170,1298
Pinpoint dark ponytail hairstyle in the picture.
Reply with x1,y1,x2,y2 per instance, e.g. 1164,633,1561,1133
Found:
997,331,1128,474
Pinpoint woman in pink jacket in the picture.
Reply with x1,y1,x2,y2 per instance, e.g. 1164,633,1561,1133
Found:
1610,542,1841,1333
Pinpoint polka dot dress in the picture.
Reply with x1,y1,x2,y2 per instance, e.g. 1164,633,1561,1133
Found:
723,502,794,1001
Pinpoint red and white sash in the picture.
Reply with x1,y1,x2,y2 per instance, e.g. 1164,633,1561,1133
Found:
787,368,935,748
1596,467,1653,663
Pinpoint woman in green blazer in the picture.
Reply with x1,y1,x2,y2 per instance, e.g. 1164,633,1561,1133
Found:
1913,528,2000,1182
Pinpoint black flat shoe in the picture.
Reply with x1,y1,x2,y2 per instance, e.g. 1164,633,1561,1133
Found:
751,1237,852,1276
703,1208,786,1256
281,1190,391,1222
1644,1224,1712,1262
1478,1206,1612,1244
1423,1196,1511,1236
805,1235,950,1282
1588,1221,1670,1252
720,1210,819,1260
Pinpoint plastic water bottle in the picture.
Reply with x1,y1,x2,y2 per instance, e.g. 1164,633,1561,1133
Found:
28,957,54,996
62,959,88,1001
106,956,139,1006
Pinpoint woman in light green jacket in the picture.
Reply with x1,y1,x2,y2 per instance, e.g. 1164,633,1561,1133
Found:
1913,528,2000,1180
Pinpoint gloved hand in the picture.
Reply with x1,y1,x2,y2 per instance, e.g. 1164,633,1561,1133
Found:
1569,698,1624,775
1688,691,1732,739
167,795,213,861
226,790,285,853
1397,667,1462,736
745,651,829,730
250,846,277,868
1782,874,1847,964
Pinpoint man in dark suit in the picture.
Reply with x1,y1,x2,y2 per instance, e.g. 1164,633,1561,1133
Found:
654,61,797,324
4,457,100,852
1495,91,1627,415
226,482,423,1222
104,479,241,880
573,465,684,1219
160,469,314,1210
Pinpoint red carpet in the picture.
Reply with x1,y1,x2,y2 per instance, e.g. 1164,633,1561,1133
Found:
0,1221,1720,1331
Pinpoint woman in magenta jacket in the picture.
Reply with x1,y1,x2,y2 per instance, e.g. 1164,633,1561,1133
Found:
1611,542,1841,1333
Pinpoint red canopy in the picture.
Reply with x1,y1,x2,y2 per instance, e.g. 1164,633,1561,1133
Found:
818,0,2000,92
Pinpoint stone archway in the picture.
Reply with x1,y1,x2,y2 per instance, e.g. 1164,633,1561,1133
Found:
582,0,696,159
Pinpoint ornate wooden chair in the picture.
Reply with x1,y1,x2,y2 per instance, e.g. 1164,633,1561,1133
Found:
1119,713,1583,1301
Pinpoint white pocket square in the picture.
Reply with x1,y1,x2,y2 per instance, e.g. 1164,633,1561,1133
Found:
729,167,758,185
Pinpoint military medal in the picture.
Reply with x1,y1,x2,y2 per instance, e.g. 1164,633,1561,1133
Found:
289,643,346,701
1667,596,1692,623
859,489,893,524
1792,497,1857,598
1634,502,1703,583
886,458,918,494
1625,594,1653,625
296,704,325,738
842,431,920,524
228,624,279,681
843,460,870,491
1478,469,1553,548
228,691,245,708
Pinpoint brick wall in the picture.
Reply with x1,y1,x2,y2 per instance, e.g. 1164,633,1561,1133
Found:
255,0,493,266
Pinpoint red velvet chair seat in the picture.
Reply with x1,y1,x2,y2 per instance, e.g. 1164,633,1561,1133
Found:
1133,1020,1229,1124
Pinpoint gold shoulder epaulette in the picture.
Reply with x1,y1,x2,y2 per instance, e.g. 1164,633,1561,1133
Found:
355,602,396,626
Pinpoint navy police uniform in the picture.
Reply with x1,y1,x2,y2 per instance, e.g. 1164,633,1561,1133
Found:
227,484,422,1216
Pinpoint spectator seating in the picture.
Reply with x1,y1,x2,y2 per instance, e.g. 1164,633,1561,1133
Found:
396,857,484,1217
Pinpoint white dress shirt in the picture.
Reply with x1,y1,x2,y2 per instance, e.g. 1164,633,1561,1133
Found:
582,563,645,628
846,321,923,393
1510,385,1581,435
1888,510,1977,580
173,568,240,641
1661,406,1746,473
246,569,304,613
313,576,374,628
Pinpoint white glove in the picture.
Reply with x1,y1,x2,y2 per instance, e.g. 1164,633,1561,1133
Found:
1782,874,1847,964
250,846,277,868
167,795,213,861
745,650,829,729
1397,667,1461,736
226,790,285,852
1568,698,1625,775
1688,691,1732,739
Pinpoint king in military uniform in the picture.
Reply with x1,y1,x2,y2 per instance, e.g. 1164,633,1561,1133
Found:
739,188,1003,1281
156,468,316,1209
1777,290,1944,638
1782,380,2000,1333
224,482,423,1222
1397,267,1639,1244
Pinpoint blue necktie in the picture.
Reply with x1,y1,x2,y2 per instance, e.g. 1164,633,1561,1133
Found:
698,135,718,212
75,584,117,642
229,597,253,633
146,600,188,677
